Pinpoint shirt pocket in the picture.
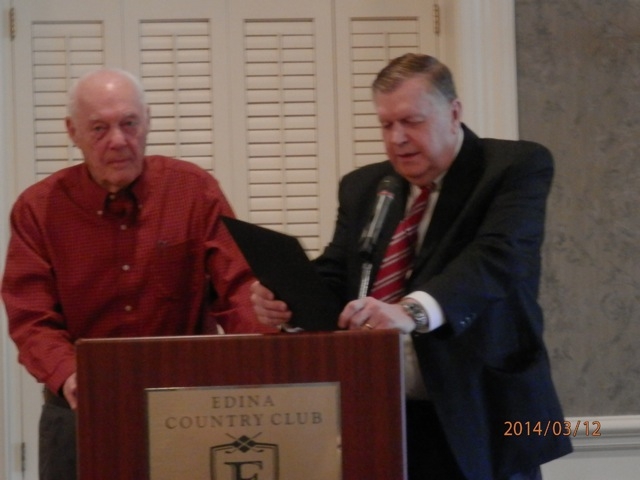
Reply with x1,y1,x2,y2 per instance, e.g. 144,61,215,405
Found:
152,239,198,301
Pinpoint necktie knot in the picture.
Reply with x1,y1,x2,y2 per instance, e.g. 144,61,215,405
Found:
406,185,431,218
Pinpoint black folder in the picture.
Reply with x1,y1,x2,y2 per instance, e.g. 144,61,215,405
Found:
222,216,342,331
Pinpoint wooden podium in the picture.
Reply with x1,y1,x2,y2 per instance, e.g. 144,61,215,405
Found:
76,330,406,479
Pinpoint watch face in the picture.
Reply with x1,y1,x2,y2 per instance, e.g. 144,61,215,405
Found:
402,302,428,328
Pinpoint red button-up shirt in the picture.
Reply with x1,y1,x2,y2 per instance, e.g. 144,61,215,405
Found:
2,156,273,393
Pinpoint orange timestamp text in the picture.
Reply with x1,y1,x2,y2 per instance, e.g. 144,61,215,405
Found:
504,420,601,437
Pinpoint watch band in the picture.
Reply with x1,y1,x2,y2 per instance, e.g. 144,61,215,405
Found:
400,300,430,332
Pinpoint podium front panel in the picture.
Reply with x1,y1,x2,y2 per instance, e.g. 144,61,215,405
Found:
77,330,405,479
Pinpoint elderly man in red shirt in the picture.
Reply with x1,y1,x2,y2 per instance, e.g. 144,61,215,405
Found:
1,68,273,480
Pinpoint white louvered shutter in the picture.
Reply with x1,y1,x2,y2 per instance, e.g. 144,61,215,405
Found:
242,20,322,254
227,0,338,256
139,20,215,172
31,22,106,181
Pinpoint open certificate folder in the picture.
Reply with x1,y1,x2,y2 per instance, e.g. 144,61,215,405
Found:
222,216,343,331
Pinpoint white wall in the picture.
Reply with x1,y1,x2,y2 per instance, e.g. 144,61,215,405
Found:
542,416,640,479
1,0,17,477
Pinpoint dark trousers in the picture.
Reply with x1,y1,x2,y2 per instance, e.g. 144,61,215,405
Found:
40,390,76,480
406,400,542,480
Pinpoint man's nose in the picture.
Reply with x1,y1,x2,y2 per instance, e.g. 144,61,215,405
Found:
107,126,127,147
390,123,407,144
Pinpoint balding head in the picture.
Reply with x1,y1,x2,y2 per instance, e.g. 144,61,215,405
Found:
68,68,147,119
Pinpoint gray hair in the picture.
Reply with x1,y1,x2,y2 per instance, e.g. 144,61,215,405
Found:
372,53,458,102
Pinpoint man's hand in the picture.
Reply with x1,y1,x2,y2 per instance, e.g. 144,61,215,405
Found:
250,281,292,329
338,297,415,334
62,372,78,410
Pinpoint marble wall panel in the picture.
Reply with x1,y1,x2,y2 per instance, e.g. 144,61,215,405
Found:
515,0,640,415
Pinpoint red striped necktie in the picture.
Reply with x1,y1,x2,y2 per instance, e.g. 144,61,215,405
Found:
370,185,431,303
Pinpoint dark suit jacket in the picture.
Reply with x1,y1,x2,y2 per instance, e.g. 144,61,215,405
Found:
314,125,572,479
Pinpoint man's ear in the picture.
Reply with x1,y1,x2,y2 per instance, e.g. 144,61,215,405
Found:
65,116,76,142
450,99,463,130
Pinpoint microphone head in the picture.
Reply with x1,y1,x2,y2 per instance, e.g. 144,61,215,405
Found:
359,175,403,260
376,175,402,198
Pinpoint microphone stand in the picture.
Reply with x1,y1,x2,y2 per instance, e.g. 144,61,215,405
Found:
358,261,373,299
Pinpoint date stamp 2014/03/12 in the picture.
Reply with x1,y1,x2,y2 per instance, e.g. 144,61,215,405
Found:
504,420,601,437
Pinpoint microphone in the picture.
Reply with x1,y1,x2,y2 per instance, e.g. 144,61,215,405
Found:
359,175,402,261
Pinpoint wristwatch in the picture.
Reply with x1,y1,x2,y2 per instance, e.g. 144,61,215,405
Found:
400,299,430,333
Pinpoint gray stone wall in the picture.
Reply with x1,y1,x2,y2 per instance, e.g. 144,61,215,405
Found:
515,0,640,415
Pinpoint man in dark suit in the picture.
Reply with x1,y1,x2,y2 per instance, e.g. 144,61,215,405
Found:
251,53,572,479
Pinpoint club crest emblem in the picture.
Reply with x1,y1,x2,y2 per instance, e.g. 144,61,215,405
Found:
210,434,279,480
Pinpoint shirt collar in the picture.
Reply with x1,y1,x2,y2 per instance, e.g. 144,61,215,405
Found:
409,171,446,199
63,157,152,216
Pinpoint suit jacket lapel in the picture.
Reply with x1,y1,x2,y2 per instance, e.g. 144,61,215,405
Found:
415,126,485,270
